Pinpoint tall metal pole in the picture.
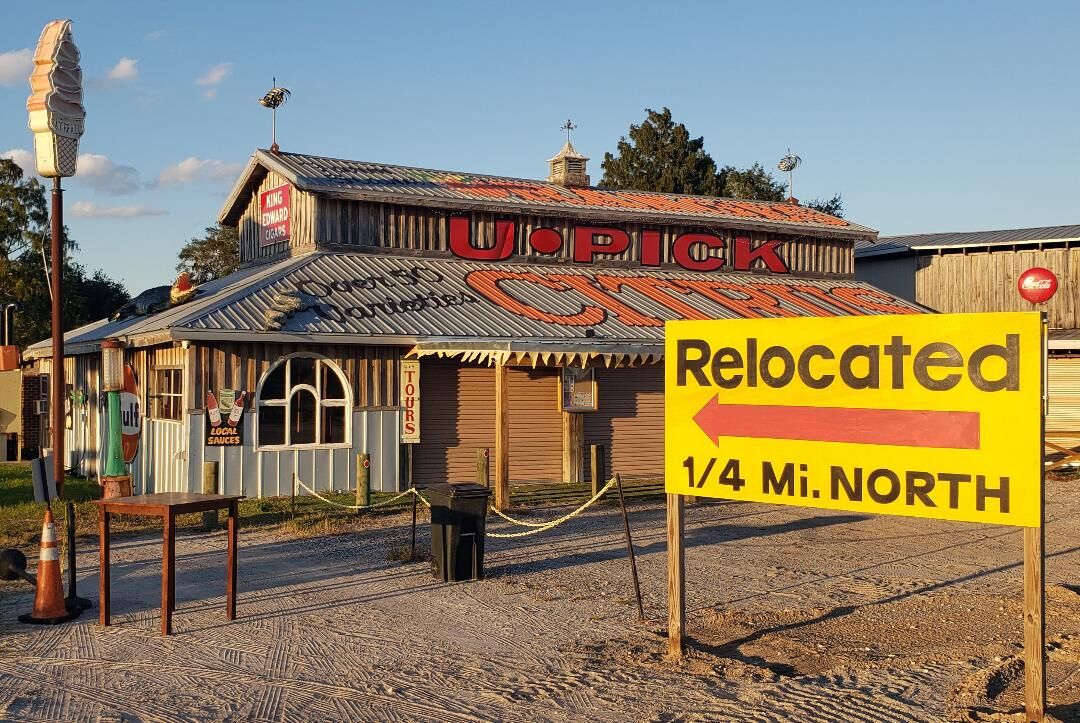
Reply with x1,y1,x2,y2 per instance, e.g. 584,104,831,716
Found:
51,177,64,497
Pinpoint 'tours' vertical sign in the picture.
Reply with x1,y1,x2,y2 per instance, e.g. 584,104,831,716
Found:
400,360,420,443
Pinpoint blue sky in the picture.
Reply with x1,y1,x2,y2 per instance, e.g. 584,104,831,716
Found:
2,1,1078,295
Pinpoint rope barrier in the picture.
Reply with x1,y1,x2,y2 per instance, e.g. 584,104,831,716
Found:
486,479,617,538
293,478,422,511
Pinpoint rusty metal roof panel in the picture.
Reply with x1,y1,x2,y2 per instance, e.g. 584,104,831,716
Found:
248,150,875,239
32,252,926,357
178,252,925,342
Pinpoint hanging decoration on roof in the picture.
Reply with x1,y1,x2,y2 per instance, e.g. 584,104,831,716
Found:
1017,267,1058,304
111,272,199,320
258,77,291,153
777,149,801,203
263,288,316,331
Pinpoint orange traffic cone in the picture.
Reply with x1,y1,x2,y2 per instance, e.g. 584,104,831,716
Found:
18,507,81,625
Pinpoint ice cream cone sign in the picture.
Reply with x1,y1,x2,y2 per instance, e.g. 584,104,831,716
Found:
26,20,85,178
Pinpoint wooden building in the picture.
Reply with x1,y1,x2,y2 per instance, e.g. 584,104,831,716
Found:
855,225,1080,434
24,144,922,501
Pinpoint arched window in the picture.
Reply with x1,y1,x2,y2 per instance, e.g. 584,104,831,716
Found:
256,354,350,448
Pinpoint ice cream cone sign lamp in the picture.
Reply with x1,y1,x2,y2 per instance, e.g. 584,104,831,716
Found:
101,339,132,498
27,19,86,497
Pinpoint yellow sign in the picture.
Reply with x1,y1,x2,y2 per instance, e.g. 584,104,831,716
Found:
664,313,1044,527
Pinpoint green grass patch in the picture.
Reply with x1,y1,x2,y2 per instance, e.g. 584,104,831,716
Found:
0,462,420,550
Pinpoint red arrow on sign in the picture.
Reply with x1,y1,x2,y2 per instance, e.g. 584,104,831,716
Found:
693,397,980,450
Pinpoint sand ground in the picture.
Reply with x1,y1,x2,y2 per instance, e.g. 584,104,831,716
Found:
1,479,1078,722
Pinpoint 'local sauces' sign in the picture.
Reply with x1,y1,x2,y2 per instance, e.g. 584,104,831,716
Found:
259,184,291,247
205,390,247,446
448,216,790,273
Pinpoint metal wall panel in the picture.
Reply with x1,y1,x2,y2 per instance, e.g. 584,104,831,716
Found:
584,366,664,480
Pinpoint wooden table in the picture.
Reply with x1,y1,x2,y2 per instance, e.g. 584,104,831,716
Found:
95,493,243,635
1045,431,1080,471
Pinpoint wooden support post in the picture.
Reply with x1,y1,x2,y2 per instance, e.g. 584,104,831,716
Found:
1024,527,1046,721
476,448,490,487
202,462,218,531
562,413,584,485
667,493,685,659
590,444,605,496
494,363,510,511
356,453,370,510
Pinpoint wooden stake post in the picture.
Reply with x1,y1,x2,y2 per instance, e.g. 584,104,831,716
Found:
476,448,490,487
356,453,371,509
494,363,510,511
667,493,685,658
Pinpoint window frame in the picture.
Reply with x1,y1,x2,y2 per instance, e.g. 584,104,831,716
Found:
151,366,184,423
255,353,351,450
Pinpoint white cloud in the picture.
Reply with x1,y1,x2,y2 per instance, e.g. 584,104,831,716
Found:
1,149,35,176
70,201,167,218
75,153,140,194
154,156,242,186
106,57,138,82
196,63,231,87
0,48,33,86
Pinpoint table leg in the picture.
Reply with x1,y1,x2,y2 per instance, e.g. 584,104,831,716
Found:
99,509,110,626
162,510,175,636
226,501,237,621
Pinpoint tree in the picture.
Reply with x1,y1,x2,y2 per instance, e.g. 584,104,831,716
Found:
805,194,844,218
176,224,240,284
0,159,130,347
719,163,786,202
599,108,722,195
600,110,846,218
0,159,48,259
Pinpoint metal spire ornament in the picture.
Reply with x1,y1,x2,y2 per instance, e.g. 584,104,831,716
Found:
561,118,577,144
258,77,291,153
777,149,801,200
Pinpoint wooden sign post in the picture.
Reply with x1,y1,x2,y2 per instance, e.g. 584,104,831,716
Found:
663,313,1048,719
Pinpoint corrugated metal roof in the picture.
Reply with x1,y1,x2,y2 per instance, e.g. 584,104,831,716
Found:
28,251,925,358
219,149,875,240
856,224,1080,256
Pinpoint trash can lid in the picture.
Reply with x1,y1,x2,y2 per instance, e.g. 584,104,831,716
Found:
444,482,492,498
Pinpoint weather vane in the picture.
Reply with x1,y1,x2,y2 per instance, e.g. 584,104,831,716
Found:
777,149,802,200
258,77,291,153
561,118,577,144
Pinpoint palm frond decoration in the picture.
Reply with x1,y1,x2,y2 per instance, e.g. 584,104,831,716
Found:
259,77,291,151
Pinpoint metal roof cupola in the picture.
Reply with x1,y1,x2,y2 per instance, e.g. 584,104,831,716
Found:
547,119,590,188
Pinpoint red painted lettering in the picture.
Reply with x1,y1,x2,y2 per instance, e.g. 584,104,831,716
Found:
548,274,662,327
676,280,799,319
595,276,710,320
465,270,606,326
573,226,630,263
449,216,515,261
733,237,789,272
672,233,726,272
640,230,662,266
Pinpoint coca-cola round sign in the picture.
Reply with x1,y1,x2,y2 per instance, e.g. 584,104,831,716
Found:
1017,267,1058,304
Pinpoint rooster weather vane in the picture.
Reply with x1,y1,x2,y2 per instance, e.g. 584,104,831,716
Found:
259,77,291,152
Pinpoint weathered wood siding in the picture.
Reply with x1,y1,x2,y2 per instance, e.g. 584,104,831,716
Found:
914,247,1080,327
315,200,855,276
193,341,401,410
237,172,318,264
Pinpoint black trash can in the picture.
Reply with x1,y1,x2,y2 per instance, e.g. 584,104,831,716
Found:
427,483,491,582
